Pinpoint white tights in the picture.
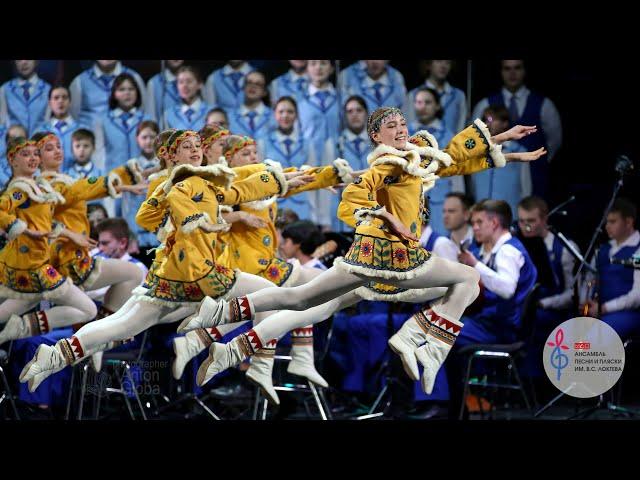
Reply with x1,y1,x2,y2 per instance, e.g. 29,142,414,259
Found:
88,258,146,312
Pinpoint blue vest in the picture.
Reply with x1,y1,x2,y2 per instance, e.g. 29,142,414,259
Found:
262,129,315,221
74,66,142,126
409,85,466,133
347,70,405,112
470,236,538,334
147,73,181,125
409,122,454,235
0,124,9,189
165,101,212,131
209,67,251,111
488,91,548,198
298,89,340,149
424,229,442,252
470,140,527,215
538,234,566,300
100,109,150,172
121,156,160,248
331,130,371,232
596,238,640,305
270,71,309,103
228,105,273,142
3,78,51,136
34,117,87,171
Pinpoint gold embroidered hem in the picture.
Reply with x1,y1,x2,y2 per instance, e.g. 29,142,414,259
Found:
256,257,296,287
0,262,69,299
56,254,103,290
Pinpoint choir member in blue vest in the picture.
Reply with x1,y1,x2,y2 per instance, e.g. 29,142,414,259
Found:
341,60,406,112
228,71,273,144
582,199,640,340
65,128,105,180
34,85,88,171
205,107,229,130
0,60,51,136
409,87,463,234
419,223,459,262
269,60,309,105
472,60,562,200
470,105,530,215
121,120,160,256
329,95,370,232
298,60,341,157
449,199,537,416
69,60,147,127
146,60,184,128
204,60,254,111
404,60,467,133
1,124,27,189
337,60,404,97
164,65,213,131
257,96,320,224
517,195,579,375
443,192,476,249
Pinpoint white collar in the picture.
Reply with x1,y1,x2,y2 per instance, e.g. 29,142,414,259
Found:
222,63,252,75
416,118,442,130
275,128,299,142
73,161,95,173
239,102,267,116
93,62,123,78
181,98,202,112
51,115,73,125
344,128,368,142
543,230,555,250
136,155,159,169
502,85,529,100
425,79,452,94
17,74,39,85
288,70,308,80
308,83,335,96
363,71,390,87
113,107,138,117
610,230,640,250
163,69,177,82
482,231,512,258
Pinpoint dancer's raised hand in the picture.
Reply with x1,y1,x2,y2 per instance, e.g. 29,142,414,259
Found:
505,147,547,163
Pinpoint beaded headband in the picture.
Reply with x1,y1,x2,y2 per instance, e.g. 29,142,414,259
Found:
167,130,200,156
224,136,256,159
154,129,177,158
7,139,37,161
367,107,404,143
202,128,230,148
35,133,59,150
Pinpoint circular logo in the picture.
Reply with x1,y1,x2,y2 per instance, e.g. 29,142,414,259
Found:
543,317,625,398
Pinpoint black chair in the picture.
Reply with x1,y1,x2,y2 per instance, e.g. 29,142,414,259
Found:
457,283,541,420
66,331,150,420
0,347,20,420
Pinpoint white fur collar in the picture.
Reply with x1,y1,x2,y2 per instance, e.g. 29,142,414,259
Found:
163,163,237,193
40,171,75,186
148,168,168,182
367,144,440,180
8,176,66,204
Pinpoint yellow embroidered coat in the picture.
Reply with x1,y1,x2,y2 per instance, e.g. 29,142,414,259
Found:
0,177,69,299
335,119,506,301
135,163,288,306
218,159,353,286
45,160,143,288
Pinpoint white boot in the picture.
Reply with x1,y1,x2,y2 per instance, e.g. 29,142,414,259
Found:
388,311,432,381
19,342,68,392
172,330,208,380
196,335,252,387
177,297,224,333
246,346,280,406
287,341,329,388
414,312,463,394
0,314,31,345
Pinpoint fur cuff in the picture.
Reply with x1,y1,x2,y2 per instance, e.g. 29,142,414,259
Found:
266,164,288,197
50,221,66,239
106,172,123,199
473,118,507,168
164,164,237,193
353,205,387,226
219,205,234,214
333,158,354,184
7,219,27,241
126,159,145,184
